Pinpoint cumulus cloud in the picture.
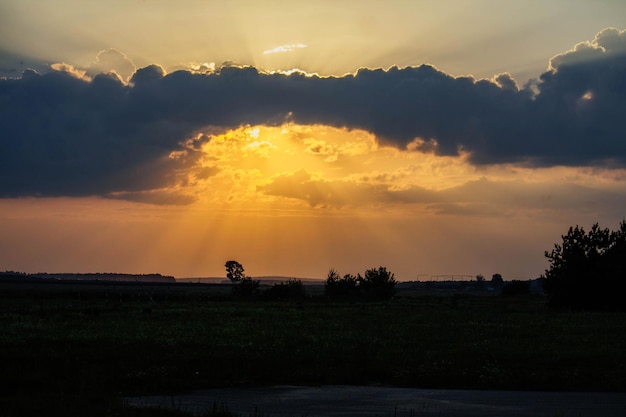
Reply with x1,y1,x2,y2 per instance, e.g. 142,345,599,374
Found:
493,73,519,92
550,27,626,70
1,28,626,200
130,64,167,85
50,62,90,80
175,61,216,74
86,48,136,82
0,68,201,201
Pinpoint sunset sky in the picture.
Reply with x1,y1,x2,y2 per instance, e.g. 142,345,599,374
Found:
1,1,626,281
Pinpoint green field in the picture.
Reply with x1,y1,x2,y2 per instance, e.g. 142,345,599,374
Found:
1,280,625,416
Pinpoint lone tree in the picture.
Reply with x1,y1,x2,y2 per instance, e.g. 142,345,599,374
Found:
544,222,626,310
225,260,260,297
491,273,504,286
225,260,245,283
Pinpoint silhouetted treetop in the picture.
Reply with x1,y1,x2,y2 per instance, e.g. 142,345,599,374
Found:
325,266,396,300
544,221,626,310
225,260,245,283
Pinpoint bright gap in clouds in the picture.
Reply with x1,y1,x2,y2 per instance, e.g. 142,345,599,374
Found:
181,124,475,210
109,123,623,278
263,44,308,55
179,123,626,215
3,123,626,280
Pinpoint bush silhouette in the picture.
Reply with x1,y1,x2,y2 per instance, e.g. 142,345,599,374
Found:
231,276,260,297
324,269,360,299
263,279,306,300
325,267,396,300
360,266,397,300
491,273,504,289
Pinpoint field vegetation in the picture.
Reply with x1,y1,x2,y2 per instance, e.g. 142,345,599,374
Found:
1,278,625,416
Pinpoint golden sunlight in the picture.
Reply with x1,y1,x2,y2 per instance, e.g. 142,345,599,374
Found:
181,124,486,212
170,122,626,219
4,123,625,280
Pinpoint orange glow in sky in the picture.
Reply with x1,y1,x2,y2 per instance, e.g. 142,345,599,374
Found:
1,1,626,280
3,123,626,279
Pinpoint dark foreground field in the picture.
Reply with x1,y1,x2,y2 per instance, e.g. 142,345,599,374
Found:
1,279,625,416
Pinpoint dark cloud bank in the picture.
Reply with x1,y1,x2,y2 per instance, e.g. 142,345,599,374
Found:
1,28,625,200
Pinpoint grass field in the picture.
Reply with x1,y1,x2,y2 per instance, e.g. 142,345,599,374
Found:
1,280,625,416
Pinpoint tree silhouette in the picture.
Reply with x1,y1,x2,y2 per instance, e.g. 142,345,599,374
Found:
471,274,486,290
325,267,396,300
544,222,626,310
225,260,260,297
225,260,245,283
491,273,503,286
324,269,360,299
360,266,397,300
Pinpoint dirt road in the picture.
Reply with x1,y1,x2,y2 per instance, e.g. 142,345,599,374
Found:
127,385,626,416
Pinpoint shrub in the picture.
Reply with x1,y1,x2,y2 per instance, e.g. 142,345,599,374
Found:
360,266,397,300
325,267,397,300
491,273,504,288
231,277,260,297
263,279,307,300
324,269,360,299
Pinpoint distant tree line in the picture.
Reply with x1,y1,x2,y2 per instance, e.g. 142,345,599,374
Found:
224,261,397,301
544,222,626,311
325,266,397,300
0,271,176,283
225,260,306,300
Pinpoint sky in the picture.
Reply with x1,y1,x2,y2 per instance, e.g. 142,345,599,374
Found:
1,1,626,281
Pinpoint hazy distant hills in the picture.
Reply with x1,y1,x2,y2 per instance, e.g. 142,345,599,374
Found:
0,271,176,283
0,272,324,285
177,276,324,285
